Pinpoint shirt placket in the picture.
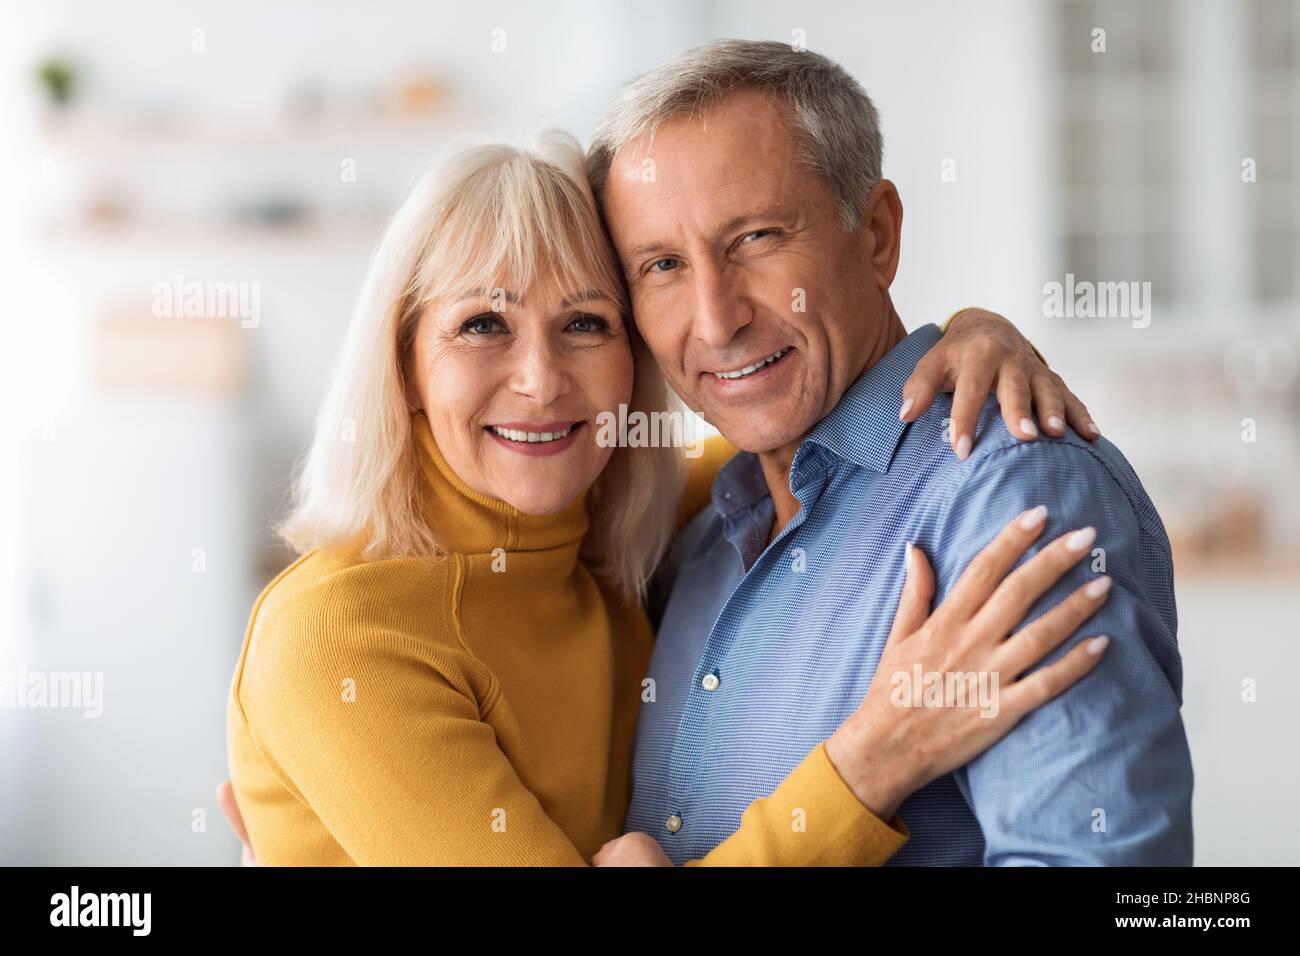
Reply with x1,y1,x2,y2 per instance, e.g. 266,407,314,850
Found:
657,454,835,850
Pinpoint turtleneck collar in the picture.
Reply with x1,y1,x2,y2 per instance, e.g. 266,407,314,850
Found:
410,411,590,556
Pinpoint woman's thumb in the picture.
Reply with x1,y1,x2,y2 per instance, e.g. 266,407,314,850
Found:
886,542,936,644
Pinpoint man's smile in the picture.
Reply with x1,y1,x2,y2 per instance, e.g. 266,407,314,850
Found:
701,346,797,395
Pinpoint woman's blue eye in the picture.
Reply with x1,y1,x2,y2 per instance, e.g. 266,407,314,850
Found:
567,313,609,333
461,314,502,336
650,258,680,273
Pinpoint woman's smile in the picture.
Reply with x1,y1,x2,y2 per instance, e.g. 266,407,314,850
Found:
485,420,586,456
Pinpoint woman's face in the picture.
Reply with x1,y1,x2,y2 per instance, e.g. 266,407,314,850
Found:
407,281,634,515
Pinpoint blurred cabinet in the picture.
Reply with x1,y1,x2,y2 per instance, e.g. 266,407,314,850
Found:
7,399,253,864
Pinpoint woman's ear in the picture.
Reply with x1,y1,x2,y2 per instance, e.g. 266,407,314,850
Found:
403,376,422,413
401,314,426,412
858,179,904,292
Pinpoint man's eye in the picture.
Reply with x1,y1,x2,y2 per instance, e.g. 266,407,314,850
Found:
567,313,609,333
649,258,680,273
461,314,503,336
740,229,773,244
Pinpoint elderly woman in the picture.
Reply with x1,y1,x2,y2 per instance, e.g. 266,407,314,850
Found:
222,132,1108,866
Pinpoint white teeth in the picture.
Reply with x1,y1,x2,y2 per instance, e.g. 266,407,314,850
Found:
490,425,573,443
713,347,790,380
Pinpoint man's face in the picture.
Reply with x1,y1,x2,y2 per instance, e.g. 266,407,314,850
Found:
602,88,899,454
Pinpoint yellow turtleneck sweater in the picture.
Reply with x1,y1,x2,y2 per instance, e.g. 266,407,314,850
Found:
226,412,908,865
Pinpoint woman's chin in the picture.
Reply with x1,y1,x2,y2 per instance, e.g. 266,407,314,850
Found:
496,482,587,516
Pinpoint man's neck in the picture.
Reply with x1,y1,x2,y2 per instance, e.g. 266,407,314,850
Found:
760,308,907,546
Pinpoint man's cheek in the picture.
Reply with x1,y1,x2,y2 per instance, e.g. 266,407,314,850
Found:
633,315,683,366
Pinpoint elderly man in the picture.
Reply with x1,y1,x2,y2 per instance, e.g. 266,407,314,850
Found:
590,39,1192,866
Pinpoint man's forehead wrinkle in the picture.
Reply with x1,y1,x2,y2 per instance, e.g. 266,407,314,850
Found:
618,102,725,164
616,127,661,166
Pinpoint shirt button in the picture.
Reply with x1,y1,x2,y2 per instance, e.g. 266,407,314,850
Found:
665,814,683,833
700,673,720,692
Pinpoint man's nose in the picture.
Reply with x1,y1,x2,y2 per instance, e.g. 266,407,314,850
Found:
691,262,754,349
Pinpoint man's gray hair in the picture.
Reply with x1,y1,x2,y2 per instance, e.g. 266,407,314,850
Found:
587,38,883,232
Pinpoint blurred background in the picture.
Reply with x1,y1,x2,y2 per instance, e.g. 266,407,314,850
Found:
0,0,1296,865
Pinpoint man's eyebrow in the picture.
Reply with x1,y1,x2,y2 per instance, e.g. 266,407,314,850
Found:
625,206,799,264
625,241,676,264
713,205,798,240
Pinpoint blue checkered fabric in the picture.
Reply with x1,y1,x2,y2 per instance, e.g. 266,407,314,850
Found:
627,323,1193,865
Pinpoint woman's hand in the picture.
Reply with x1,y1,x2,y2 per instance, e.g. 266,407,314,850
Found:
215,780,259,866
901,308,1100,460
592,831,673,867
824,506,1111,820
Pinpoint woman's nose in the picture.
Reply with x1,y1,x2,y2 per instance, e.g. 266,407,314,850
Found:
507,339,571,406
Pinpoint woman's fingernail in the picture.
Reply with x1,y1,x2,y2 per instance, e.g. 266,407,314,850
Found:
1019,505,1048,530
1085,576,1112,598
1086,420,1101,436
1086,635,1110,656
1019,417,1038,438
955,434,972,460
1048,416,1064,432
1067,526,1097,552
899,397,915,420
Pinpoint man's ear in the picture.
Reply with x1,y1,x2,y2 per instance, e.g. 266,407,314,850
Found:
859,179,904,291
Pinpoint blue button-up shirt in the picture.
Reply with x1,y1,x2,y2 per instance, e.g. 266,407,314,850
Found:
626,323,1193,865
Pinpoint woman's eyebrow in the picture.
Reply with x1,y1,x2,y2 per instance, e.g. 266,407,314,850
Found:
453,288,522,305
450,288,610,311
560,289,610,307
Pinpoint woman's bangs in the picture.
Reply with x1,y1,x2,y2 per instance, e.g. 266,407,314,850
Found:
416,156,627,313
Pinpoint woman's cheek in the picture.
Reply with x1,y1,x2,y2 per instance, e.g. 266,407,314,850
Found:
584,337,635,410
422,348,495,455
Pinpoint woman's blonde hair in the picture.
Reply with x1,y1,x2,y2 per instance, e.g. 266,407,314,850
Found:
281,130,685,599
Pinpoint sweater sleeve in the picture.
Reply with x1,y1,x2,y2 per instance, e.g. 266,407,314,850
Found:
683,742,909,866
236,577,908,867
235,589,590,866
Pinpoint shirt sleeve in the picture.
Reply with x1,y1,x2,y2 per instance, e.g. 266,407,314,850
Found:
932,436,1193,865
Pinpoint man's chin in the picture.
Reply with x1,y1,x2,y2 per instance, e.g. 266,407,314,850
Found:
708,416,816,456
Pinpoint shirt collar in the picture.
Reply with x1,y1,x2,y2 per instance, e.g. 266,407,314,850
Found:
710,323,944,519
800,322,944,476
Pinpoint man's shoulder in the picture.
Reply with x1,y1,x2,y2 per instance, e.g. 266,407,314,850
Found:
901,394,1150,508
